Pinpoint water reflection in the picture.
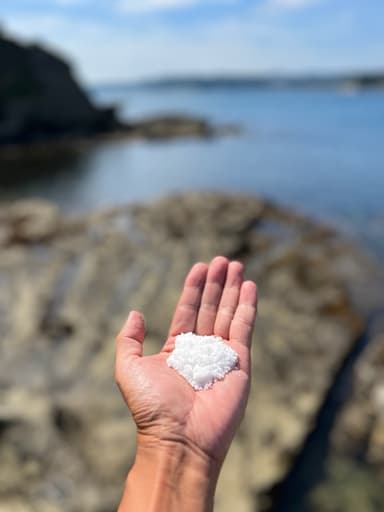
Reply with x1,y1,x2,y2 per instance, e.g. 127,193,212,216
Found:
0,87,383,259
0,144,98,202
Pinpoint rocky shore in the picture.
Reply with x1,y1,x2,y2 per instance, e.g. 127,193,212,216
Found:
309,315,384,512
0,32,217,149
0,192,378,512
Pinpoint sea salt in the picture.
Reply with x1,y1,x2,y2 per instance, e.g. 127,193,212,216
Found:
167,332,239,390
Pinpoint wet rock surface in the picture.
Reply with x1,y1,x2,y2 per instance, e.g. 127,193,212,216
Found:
309,316,384,512
0,192,374,511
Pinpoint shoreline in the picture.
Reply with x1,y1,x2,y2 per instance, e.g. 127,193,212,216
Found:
0,114,239,155
0,191,380,512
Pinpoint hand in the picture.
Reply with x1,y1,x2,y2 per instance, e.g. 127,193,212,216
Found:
115,256,258,467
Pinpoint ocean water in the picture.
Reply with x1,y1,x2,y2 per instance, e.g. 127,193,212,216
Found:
1,85,384,256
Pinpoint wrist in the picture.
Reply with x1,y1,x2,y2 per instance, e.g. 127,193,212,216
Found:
119,434,220,512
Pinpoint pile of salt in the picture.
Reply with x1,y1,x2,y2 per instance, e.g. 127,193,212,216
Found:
167,332,238,390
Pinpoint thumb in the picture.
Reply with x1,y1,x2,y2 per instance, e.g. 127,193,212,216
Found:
116,310,145,368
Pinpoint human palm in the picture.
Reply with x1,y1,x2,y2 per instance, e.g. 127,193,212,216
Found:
115,257,257,465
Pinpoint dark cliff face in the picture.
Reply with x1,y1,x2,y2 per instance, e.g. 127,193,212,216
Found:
0,33,118,144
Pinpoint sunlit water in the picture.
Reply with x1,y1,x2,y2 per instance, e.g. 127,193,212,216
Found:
1,85,383,256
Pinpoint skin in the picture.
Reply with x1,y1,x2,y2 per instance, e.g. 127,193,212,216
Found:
115,256,258,512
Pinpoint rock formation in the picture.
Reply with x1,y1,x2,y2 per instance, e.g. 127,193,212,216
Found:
0,193,374,512
309,319,384,512
0,32,215,147
0,32,119,144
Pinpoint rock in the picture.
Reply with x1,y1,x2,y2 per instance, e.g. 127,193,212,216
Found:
0,199,59,244
0,192,371,512
0,31,221,162
0,32,118,145
308,321,384,511
127,115,215,139
309,457,384,512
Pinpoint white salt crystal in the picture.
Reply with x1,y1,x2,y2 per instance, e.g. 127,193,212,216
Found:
167,332,239,390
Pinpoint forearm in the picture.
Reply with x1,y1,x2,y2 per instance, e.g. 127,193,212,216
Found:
118,435,220,512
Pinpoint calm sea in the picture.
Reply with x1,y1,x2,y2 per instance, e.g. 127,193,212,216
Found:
2,85,384,256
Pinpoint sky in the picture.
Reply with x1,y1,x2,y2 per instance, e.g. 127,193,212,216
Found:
0,0,383,84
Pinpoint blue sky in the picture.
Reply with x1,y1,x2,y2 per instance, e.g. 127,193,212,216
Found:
0,0,383,84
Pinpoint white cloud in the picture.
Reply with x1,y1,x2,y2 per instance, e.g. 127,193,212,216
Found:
2,3,382,84
268,0,321,9
52,0,91,5
117,0,236,13
118,0,199,13
2,12,283,82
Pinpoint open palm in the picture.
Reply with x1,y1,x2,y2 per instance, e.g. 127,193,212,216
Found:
115,257,257,466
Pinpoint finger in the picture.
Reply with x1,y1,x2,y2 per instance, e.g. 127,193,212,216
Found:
116,310,145,368
196,256,229,335
214,260,244,339
229,281,257,347
168,262,208,337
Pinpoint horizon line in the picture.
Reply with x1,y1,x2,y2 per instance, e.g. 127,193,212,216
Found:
91,70,384,88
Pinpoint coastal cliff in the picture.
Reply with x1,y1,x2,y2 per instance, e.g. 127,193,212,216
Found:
0,32,215,147
0,33,118,144
0,192,375,512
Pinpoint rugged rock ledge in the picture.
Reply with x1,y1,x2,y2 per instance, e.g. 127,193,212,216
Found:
0,32,217,148
310,316,384,512
0,32,118,144
0,193,374,512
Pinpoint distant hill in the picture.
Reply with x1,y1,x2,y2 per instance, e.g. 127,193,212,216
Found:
139,73,384,90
